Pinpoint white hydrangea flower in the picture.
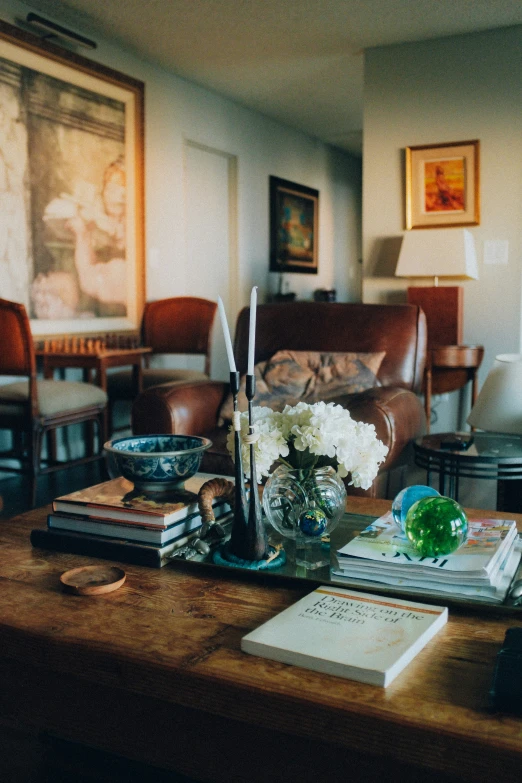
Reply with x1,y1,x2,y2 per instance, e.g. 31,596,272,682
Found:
227,401,388,488
227,406,288,483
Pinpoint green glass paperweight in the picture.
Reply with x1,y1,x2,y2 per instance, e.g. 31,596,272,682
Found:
404,495,468,557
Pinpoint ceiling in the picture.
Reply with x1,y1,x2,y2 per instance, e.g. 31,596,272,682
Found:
18,0,522,155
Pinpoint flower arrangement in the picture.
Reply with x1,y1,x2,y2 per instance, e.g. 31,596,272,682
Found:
227,400,388,489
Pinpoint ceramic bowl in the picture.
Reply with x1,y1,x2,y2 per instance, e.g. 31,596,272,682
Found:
104,434,211,493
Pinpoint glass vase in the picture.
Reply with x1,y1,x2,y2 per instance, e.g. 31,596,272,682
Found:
262,464,347,569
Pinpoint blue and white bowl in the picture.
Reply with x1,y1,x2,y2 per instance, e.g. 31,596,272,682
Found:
104,434,211,493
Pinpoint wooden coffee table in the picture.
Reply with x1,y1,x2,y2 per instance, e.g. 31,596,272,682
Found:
2,497,522,782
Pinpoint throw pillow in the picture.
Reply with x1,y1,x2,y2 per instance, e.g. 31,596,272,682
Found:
218,349,385,424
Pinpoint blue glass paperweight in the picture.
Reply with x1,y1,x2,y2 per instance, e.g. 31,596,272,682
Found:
299,507,328,537
392,485,441,531
404,495,468,557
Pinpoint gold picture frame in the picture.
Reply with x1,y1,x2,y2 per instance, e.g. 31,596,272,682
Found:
0,20,145,337
405,140,480,230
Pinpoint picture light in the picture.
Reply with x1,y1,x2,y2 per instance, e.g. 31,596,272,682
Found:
26,12,97,50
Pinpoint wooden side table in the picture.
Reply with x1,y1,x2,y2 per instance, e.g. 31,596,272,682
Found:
37,346,152,393
424,345,484,433
36,346,152,442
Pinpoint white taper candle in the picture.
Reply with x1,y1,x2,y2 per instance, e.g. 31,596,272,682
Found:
247,286,257,376
217,295,236,373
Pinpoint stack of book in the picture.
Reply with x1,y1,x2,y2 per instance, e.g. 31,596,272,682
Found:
30,473,232,568
332,511,522,603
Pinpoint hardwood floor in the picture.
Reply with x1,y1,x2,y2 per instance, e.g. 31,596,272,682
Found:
0,410,132,519
0,461,110,520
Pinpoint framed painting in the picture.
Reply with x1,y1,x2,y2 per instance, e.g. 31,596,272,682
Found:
0,20,145,337
269,176,319,274
405,140,480,229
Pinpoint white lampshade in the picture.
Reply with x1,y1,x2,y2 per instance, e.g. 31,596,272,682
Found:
467,354,522,434
395,228,479,281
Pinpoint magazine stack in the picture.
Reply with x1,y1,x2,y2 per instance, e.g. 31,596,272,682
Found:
333,511,521,603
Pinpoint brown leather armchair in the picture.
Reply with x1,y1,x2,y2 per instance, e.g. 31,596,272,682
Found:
132,302,427,497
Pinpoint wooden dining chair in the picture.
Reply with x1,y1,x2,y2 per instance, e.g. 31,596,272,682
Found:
0,298,108,505
107,296,217,431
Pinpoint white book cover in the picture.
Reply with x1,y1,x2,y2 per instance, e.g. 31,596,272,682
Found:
332,541,522,605
241,585,447,687
337,512,517,580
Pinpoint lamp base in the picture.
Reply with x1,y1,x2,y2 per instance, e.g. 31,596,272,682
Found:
407,286,463,347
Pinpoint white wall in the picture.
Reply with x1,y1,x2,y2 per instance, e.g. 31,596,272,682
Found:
2,0,362,381
362,26,522,431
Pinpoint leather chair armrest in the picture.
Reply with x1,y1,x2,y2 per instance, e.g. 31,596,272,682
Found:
335,386,427,472
132,380,228,436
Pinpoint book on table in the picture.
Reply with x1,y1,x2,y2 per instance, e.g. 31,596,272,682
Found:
332,512,521,603
52,473,228,527
241,584,448,687
29,527,205,568
47,507,227,545
31,472,233,567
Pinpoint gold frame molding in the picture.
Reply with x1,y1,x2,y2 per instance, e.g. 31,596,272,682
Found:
0,19,145,337
405,139,480,230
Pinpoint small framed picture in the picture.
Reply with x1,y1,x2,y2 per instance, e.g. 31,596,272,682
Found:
269,176,319,273
405,140,480,229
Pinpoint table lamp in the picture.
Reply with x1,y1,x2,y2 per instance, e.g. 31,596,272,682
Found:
395,228,478,347
467,354,522,434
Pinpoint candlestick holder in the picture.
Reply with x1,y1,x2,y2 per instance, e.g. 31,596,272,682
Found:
230,370,248,527
213,372,285,570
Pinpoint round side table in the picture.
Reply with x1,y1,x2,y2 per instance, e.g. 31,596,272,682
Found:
413,432,522,512
424,345,484,434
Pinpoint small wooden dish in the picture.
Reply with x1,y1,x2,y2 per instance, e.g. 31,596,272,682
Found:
60,565,126,596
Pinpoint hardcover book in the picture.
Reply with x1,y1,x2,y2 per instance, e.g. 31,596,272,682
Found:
47,510,205,545
241,585,448,687
30,527,197,568
32,508,234,568
52,473,228,527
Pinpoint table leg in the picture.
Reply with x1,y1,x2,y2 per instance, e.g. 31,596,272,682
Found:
97,366,107,392
469,367,479,432
454,462,460,502
131,360,144,395
440,458,459,501
438,461,446,496
497,479,522,513
46,431,58,465
424,366,432,435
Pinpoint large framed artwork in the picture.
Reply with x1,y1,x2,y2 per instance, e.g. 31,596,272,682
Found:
405,140,480,230
269,176,319,274
0,20,145,337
